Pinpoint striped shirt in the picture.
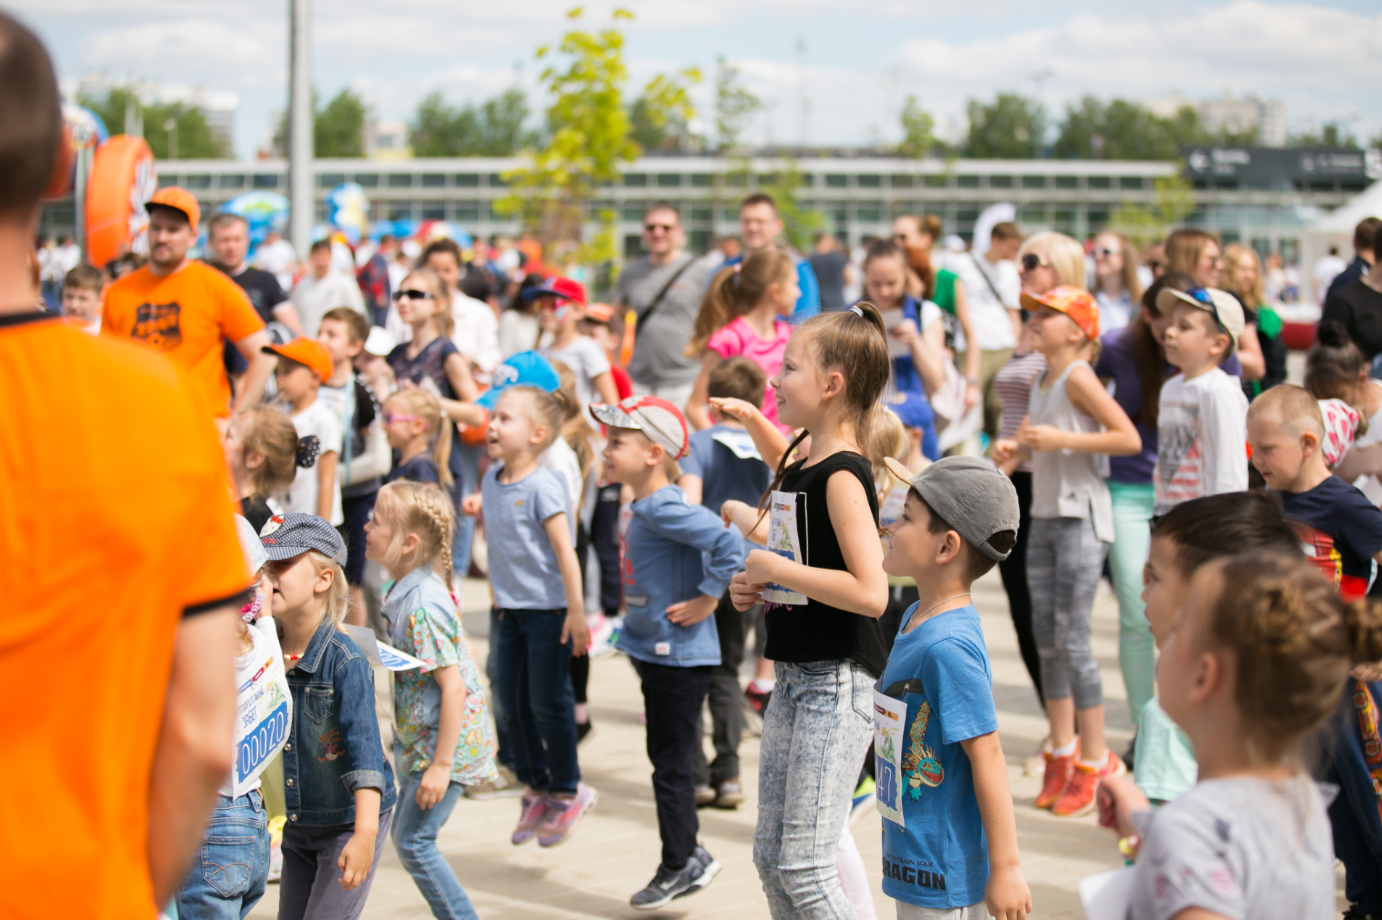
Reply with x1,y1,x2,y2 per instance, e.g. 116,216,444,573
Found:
993,351,1047,474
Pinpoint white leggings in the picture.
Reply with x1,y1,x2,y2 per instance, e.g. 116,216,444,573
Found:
837,814,879,920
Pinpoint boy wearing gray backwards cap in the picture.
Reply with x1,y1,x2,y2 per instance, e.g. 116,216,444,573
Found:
875,457,1031,920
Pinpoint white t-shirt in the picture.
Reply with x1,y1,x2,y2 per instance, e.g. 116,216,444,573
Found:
279,398,344,524
541,336,611,411
255,238,298,292
292,272,366,338
221,616,291,797
498,309,541,358
1313,254,1348,300
1350,380,1382,504
1153,367,1249,514
450,292,502,381
951,252,1020,351
539,436,583,541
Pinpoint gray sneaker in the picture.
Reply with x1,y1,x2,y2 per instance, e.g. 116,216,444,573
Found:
464,764,525,800
629,846,720,910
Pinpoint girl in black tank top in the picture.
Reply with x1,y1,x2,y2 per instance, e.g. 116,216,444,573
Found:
727,303,892,918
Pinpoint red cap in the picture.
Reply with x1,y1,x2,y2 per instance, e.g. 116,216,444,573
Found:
146,186,202,233
1020,285,1099,341
263,338,334,381
522,275,587,307
589,395,690,459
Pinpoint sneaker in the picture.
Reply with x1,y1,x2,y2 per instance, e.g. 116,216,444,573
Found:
1023,735,1052,778
695,784,717,807
511,792,550,845
1052,750,1127,818
589,615,618,659
744,684,772,720
1035,748,1077,810
576,720,595,746
713,779,745,809
465,763,525,800
629,846,721,910
1122,734,1137,773
537,783,598,847
849,776,877,826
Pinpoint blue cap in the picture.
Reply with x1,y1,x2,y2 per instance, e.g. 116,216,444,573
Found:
886,390,934,432
258,512,347,564
476,351,561,410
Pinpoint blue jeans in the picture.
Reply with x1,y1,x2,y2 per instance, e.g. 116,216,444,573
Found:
755,659,874,919
492,607,580,794
452,443,483,577
393,772,479,920
175,790,270,920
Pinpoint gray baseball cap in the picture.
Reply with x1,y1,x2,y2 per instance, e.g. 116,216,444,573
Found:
884,456,1020,561
258,512,347,564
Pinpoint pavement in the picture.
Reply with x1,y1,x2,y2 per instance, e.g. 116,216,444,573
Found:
246,565,1156,919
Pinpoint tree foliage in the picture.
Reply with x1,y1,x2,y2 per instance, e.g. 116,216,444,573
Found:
964,93,1045,159
316,89,366,158
78,87,226,159
897,94,938,159
629,68,700,152
758,159,825,253
1110,174,1197,246
714,57,760,155
1055,96,1257,159
1288,123,1359,149
411,88,535,157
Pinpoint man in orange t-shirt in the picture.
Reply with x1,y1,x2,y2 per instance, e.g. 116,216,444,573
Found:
0,15,248,918
103,186,276,418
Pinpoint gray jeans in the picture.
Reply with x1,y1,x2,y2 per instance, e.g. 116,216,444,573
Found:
894,900,988,919
755,659,874,919
278,809,393,920
1027,516,1106,710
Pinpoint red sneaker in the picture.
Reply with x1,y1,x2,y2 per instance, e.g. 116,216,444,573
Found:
537,782,598,847
1035,749,1077,810
1052,750,1126,817
511,792,549,845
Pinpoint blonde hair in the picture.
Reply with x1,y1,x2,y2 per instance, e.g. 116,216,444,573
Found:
237,405,299,498
1018,232,1086,289
372,481,459,592
385,389,453,487
497,385,569,452
688,249,795,356
306,550,350,627
1220,243,1265,307
399,268,454,339
1164,229,1218,280
548,360,596,483
1092,232,1143,304
873,408,909,497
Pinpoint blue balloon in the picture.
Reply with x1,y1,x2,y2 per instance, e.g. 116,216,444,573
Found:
220,191,290,252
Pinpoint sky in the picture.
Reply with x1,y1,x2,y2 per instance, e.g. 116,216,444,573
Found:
14,0,1382,160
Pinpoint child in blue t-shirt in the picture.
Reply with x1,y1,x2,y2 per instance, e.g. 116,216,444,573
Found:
877,455,1031,919
593,394,747,911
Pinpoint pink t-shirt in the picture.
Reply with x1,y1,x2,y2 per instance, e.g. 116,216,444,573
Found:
706,315,793,431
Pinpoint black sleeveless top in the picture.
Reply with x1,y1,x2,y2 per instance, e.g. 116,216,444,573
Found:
763,450,887,676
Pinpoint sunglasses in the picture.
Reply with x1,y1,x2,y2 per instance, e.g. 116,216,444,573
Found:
393,289,433,301
1186,287,1228,334
644,223,675,232
1092,248,1118,258
1020,253,1051,272
384,411,421,424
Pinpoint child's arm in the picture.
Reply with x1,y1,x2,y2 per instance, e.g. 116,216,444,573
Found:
337,787,380,890
416,664,467,810
1020,364,1140,456
742,469,888,617
461,493,483,516
542,512,590,655
654,501,747,626
721,499,768,545
316,450,338,519
709,397,791,469
677,474,704,507
591,370,619,407
961,731,1032,920
1336,443,1382,481
685,353,721,431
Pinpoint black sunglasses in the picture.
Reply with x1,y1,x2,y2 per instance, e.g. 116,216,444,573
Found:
1186,287,1228,334
644,223,675,232
1091,248,1117,258
393,289,434,301
1021,253,1050,272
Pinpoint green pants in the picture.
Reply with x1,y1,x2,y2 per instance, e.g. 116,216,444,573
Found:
1108,481,1156,725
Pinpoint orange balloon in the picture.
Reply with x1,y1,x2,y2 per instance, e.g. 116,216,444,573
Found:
86,135,158,269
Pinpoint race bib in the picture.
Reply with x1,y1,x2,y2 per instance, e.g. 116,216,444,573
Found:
873,688,908,827
711,428,762,461
232,623,292,798
764,490,807,605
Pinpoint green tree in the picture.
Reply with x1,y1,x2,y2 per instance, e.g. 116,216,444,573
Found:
1110,173,1196,246
1054,97,1188,160
897,94,938,159
964,93,1044,159
77,86,226,159
629,68,700,152
410,89,536,157
1289,122,1359,149
758,159,825,252
316,89,366,157
411,91,481,157
714,56,760,154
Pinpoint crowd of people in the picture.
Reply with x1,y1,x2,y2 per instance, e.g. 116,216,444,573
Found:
15,12,1382,920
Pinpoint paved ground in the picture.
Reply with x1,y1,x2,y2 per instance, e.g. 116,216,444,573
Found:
247,566,1152,919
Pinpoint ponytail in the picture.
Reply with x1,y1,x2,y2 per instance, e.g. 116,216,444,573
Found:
1306,320,1368,402
687,249,795,357
386,389,453,488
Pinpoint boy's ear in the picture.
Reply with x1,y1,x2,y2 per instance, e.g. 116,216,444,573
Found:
646,441,667,468
1300,428,1320,456
937,530,965,566
347,341,365,358
244,448,266,472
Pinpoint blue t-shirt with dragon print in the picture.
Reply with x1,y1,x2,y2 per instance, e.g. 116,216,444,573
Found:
878,603,997,909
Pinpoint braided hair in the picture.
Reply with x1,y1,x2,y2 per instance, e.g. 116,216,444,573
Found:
373,480,458,595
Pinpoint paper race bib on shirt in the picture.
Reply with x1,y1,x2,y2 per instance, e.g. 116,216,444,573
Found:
711,428,762,460
764,490,807,606
873,688,908,827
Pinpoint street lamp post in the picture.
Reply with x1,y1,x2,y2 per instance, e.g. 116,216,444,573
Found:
288,0,314,260
164,117,178,160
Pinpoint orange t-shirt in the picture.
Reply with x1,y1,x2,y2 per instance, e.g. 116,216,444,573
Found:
0,312,250,919
102,261,265,417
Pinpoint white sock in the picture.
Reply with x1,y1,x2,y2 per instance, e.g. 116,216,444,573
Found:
1052,739,1077,758
1080,753,1107,769
750,678,776,693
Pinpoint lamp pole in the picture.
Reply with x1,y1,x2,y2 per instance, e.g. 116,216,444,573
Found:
288,0,314,259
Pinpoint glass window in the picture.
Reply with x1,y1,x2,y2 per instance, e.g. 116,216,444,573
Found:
857,174,882,188
757,173,780,187
624,173,648,187
857,201,883,222
219,174,245,189
689,229,711,253
455,174,480,187
825,174,848,188
924,174,948,189
421,173,446,188
797,173,815,187
1054,176,1079,190
622,205,644,221
1087,209,1109,228
318,173,345,188
420,202,445,219
1020,205,1045,225
1245,177,1271,191
691,206,712,221
722,206,739,221
488,202,510,220
957,175,980,189
1022,175,1046,189
354,173,379,187
989,175,1013,189
957,208,980,224
1053,208,1076,232
891,175,914,188
158,174,180,188
387,202,413,220
829,206,848,224
488,173,509,187
690,173,712,187
1215,179,1240,191
185,175,212,189
387,173,413,188
454,203,479,222
1119,176,1143,190
1087,176,1111,190
252,174,279,189
656,173,681,188
315,204,329,223
725,173,747,188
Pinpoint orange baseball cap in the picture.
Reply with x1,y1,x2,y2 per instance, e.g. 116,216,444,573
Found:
584,302,615,324
263,338,334,381
146,186,202,233
1021,285,1099,341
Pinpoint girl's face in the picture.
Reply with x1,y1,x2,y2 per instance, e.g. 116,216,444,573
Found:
1020,244,1058,297
395,281,441,328
382,399,426,449
1230,252,1257,295
424,252,461,291
864,255,907,309
1093,234,1123,277
222,414,250,483
771,333,833,430
1029,304,1084,357
1141,303,1173,347
770,268,802,315
1156,566,1221,732
539,296,578,331
1194,241,1222,288
486,390,542,459
265,553,331,619
1142,534,1192,649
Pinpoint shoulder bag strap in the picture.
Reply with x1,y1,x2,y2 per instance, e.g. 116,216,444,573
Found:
969,252,1007,306
632,256,696,340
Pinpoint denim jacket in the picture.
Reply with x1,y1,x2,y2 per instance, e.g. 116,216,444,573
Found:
282,618,397,827
617,485,746,667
